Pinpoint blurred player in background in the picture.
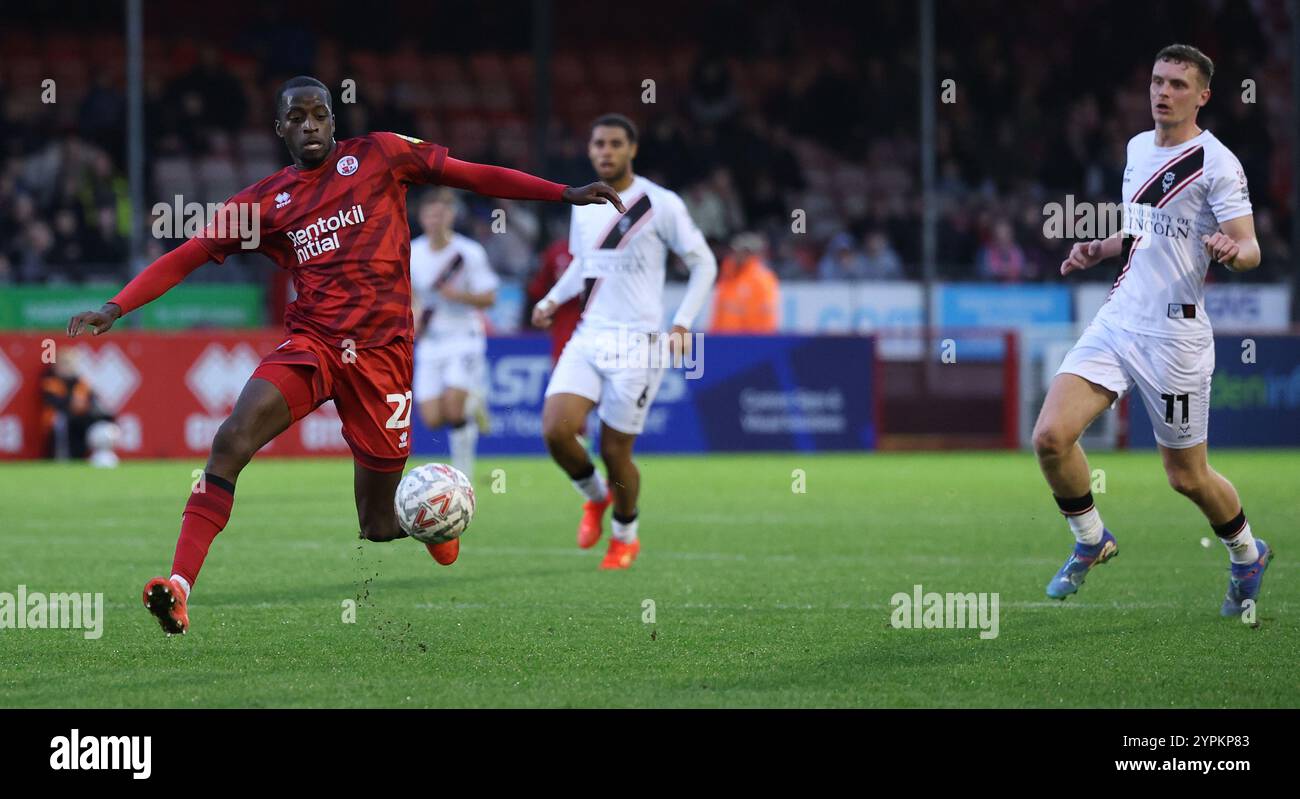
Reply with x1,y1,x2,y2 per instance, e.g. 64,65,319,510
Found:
67,76,625,635
411,188,498,480
533,114,717,569
1035,45,1270,615
528,214,582,364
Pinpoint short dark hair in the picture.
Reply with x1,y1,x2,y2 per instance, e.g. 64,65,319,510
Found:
590,113,638,143
1155,44,1214,87
277,76,332,113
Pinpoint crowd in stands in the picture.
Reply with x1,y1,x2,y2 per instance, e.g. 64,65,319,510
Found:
0,0,1293,293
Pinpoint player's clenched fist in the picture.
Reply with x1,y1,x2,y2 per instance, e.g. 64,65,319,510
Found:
531,299,556,330
1202,232,1241,266
1060,240,1104,276
67,303,122,337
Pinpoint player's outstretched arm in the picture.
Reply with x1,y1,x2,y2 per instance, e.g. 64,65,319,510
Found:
438,157,626,213
1206,215,1260,272
1059,232,1124,276
67,238,213,337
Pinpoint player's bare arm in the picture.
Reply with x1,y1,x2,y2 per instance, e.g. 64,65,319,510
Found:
439,285,496,308
1205,215,1260,272
1059,233,1125,276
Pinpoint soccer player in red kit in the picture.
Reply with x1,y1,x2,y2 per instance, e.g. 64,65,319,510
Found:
67,77,624,635
527,234,583,364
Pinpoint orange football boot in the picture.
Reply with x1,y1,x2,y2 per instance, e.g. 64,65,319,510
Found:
599,538,641,570
427,538,460,565
142,576,189,635
577,495,612,549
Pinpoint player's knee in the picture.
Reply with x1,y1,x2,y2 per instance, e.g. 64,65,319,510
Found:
1032,423,1073,459
212,418,256,461
1166,465,1207,498
541,414,579,446
599,434,633,465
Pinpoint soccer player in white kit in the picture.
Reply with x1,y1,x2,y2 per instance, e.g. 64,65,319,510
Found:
1034,45,1271,615
532,114,717,569
411,188,499,480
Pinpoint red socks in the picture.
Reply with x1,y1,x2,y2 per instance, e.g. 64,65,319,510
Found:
171,473,236,588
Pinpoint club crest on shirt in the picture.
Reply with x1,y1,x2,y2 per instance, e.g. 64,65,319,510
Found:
1161,171,1175,192
618,216,632,234
337,155,359,176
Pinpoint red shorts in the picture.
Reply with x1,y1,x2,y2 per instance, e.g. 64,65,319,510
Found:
251,332,413,472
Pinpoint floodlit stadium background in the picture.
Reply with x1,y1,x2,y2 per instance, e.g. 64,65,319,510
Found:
1,0,1297,460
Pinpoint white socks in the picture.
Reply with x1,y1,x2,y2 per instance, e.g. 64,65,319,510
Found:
170,574,191,599
611,513,639,543
449,421,477,479
1066,507,1104,546
1222,522,1259,565
571,467,608,504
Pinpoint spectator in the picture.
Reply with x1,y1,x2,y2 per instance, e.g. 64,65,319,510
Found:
684,168,746,243
711,232,780,333
84,207,128,274
818,232,870,280
977,220,1032,283
17,221,55,283
688,55,742,130
51,208,87,269
861,230,904,280
165,45,249,143
41,348,117,461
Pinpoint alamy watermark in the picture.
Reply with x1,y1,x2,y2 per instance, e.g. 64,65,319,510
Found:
1042,196,1194,250
590,327,705,379
890,584,999,640
152,196,261,250
0,585,104,640
50,729,151,779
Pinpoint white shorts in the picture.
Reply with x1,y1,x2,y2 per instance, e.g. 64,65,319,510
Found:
1057,319,1214,449
414,337,486,403
544,326,666,435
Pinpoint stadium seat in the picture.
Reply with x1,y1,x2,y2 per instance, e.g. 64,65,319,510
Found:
197,156,241,202
154,157,201,202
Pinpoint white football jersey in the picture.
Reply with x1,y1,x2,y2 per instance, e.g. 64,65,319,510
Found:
1096,129,1252,338
568,175,710,332
409,232,498,341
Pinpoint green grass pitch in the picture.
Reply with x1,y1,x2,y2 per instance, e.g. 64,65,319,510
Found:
1,450,1296,708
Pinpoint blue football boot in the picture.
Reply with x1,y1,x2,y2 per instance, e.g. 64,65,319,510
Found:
1046,529,1119,600
1221,540,1272,617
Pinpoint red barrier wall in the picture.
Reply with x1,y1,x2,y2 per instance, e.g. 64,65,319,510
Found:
0,331,352,461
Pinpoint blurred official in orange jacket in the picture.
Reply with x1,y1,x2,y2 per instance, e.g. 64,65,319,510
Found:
710,232,780,333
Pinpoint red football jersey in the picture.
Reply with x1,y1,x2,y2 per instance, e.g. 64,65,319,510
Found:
196,132,448,349
527,238,582,363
